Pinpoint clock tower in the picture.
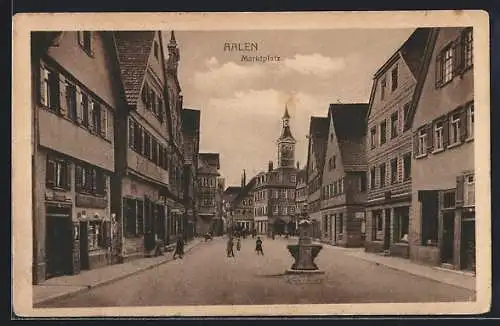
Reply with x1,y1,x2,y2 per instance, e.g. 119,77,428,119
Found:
277,105,296,168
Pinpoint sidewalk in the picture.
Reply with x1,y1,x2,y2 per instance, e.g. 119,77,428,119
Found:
33,237,209,307
316,241,476,291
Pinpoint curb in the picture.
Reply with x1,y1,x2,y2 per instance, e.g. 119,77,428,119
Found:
34,239,205,307
317,242,476,292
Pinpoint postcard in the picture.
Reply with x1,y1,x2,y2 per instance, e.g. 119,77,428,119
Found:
12,10,491,317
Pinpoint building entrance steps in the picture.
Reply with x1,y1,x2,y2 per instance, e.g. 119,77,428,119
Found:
313,241,476,292
33,237,208,307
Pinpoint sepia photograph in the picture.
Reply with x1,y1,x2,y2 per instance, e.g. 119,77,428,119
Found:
12,11,491,317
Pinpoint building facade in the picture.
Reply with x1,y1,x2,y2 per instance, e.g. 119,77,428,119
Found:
232,173,256,232
196,153,221,235
253,107,298,236
364,28,431,258
306,116,330,239
181,108,201,241
222,185,242,234
320,103,368,247
112,31,172,260
32,31,120,283
407,27,475,272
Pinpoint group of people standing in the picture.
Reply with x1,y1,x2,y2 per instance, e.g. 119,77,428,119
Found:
226,235,264,257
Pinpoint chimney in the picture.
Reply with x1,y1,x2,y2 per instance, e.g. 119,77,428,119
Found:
268,161,274,172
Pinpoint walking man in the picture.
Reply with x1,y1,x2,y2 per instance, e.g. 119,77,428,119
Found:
255,236,264,255
236,237,241,251
173,235,184,259
227,236,235,257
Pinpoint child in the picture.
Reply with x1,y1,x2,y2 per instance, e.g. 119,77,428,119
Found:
255,237,264,255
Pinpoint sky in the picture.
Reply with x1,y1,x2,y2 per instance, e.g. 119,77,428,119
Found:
164,29,414,187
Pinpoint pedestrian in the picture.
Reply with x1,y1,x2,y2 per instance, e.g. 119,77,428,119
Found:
173,235,184,259
236,237,241,251
255,236,264,255
227,236,235,257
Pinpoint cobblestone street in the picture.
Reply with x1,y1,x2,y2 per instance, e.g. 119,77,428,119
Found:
38,237,476,307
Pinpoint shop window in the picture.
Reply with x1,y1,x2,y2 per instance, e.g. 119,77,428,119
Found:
393,207,409,243
88,221,105,251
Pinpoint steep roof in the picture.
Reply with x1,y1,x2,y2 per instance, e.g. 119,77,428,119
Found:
367,28,432,120
181,108,201,134
233,177,257,204
329,103,369,140
113,31,156,106
405,28,440,131
307,116,330,177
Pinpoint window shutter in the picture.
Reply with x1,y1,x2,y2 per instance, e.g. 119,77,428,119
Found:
435,53,443,88
413,131,419,158
89,100,95,133
66,162,72,190
59,75,67,116
76,87,83,125
459,106,468,142
75,165,82,191
442,117,450,148
454,34,465,74
46,158,55,188
100,107,108,139
427,124,434,152
456,175,464,207
39,66,49,106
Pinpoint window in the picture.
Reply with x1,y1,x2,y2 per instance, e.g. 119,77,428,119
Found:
78,31,92,54
154,41,159,59
135,124,143,153
65,82,77,122
434,121,444,150
391,66,398,91
359,172,367,192
88,221,103,251
370,127,377,149
40,68,60,112
393,207,409,243
380,120,387,145
151,138,158,163
464,174,475,206
128,119,135,149
417,128,428,156
290,174,296,183
379,163,386,187
443,190,456,209
75,163,106,196
370,167,376,190
391,111,399,138
467,103,474,139
144,132,151,159
90,101,101,134
380,77,386,100
403,153,411,181
449,113,461,145
437,46,454,86
403,103,411,131
273,206,278,215
80,92,89,127
390,158,398,184
463,28,473,69
124,198,137,236
46,156,71,190
373,210,383,240
339,178,344,194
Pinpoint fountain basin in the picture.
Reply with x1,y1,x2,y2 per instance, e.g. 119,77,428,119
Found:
286,244,324,274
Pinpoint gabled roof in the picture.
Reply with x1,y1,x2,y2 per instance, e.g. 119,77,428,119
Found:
329,103,369,140
114,31,156,106
181,108,200,134
405,28,440,131
306,116,329,180
233,177,257,205
367,28,432,120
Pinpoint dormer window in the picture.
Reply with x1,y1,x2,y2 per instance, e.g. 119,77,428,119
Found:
77,31,92,56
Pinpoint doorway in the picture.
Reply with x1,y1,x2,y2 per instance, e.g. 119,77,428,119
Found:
46,206,73,278
461,218,476,272
383,209,391,250
79,221,89,270
441,211,455,265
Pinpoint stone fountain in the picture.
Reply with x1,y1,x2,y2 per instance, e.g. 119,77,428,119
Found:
285,204,324,275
